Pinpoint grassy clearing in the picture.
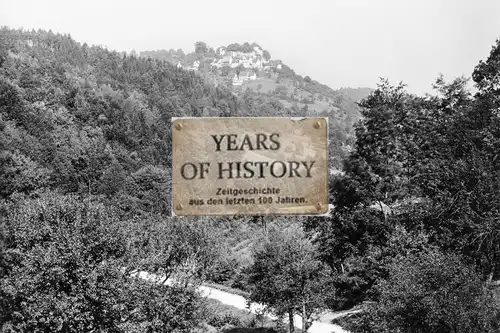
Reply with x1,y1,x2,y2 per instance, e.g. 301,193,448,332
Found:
205,298,279,332
243,78,277,93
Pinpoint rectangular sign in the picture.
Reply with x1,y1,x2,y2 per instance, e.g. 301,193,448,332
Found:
171,117,328,216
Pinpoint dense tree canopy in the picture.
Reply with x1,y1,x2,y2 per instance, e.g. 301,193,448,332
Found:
246,223,333,332
195,41,208,54
0,26,364,332
304,39,500,333
1,26,500,333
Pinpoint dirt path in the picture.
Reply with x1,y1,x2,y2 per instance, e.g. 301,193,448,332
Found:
133,271,350,333
197,286,349,333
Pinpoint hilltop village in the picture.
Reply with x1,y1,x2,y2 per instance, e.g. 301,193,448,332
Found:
139,41,359,111
176,44,283,86
4,27,498,333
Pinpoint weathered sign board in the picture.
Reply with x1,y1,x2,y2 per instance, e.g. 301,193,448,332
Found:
171,117,328,216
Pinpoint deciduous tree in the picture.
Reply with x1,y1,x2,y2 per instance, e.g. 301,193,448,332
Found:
246,224,333,332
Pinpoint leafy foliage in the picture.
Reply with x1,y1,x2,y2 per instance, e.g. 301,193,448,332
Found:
305,37,500,331
119,280,207,333
2,25,500,332
0,192,212,332
345,249,500,333
1,193,122,331
246,223,333,332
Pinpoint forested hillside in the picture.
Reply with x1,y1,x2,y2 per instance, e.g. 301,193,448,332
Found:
1,26,500,333
140,41,369,167
305,63,500,330
0,27,358,332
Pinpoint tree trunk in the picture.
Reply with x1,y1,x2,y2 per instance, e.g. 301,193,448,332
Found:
288,310,294,333
264,219,267,235
488,254,496,283
302,299,307,332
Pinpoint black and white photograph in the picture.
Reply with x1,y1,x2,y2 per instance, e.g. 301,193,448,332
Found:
1,0,500,332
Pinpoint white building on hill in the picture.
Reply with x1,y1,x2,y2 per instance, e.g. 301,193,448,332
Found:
253,46,263,56
233,73,244,86
232,71,257,85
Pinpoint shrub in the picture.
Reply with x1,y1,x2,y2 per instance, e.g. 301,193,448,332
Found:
1,193,126,332
208,313,242,328
343,249,500,333
120,279,208,332
0,193,208,332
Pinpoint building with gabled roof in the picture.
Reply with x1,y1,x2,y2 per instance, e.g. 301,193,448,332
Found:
232,70,257,85
233,72,244,86
218,46,227,56
253,46,263,56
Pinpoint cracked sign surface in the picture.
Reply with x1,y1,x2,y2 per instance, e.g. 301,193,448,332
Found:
171,117,328,216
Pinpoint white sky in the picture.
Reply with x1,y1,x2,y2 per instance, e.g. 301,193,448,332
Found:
2,0,500,95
